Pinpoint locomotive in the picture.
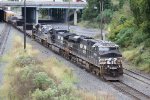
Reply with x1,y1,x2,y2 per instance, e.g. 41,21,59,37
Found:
1,9,123,80
32,24,123,80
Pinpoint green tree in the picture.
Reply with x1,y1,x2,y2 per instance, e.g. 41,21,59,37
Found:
130,0,150,35
130,0,142,26
119,0,125,8
82,0,112,21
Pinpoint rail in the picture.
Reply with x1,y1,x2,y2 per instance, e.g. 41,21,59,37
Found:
112,81,150,100
0,23,11,56
124,68,150,85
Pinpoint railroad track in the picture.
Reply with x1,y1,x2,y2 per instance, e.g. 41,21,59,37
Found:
124,68,150,86
0,23,11,55
112,81,150,100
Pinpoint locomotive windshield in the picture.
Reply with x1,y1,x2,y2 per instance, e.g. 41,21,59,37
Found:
99,47,122,58
99,47,119,52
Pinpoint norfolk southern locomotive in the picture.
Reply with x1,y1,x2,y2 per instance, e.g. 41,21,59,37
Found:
2,10,123,80
32,24,123,80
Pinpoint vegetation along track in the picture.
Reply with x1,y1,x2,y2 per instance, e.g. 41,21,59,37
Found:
112,81,150,100
123,68,150,86
0,23,11,55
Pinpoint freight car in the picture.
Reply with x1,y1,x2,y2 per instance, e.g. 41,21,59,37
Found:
0,10,33,31
31,24,123,80
0,10,15,22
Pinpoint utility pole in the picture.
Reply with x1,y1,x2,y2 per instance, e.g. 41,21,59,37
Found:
67,0,70,32
100,0,103,40
24,0,26,50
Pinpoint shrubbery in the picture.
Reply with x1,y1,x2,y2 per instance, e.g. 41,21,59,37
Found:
108,0,150,72
0,36,81,100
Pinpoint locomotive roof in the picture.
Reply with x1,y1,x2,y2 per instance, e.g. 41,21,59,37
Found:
54,29,68,33
93,40,119,48
68,35,93,42
79,35,93,39
68,35,81,42
4,10,15,14
58,32,76,37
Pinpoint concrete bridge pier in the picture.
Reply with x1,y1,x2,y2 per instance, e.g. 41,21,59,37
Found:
64,9,68,23
48,9,53,20
22,7,38,24
74,9,77,25
63,9,78,25
36,7,39,24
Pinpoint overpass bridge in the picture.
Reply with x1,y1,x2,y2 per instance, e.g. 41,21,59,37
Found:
0,1,87,9
0,1,87,25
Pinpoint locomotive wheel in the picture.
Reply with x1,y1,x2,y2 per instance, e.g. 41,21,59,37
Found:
92,68,99,76
96,70,100,76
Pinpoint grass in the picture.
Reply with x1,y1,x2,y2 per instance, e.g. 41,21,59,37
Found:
0,36,77,99
122,45,150,72
0,36,116,100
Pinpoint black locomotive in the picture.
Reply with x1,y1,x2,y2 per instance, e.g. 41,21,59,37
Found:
2,10,123,80
32,24,123,80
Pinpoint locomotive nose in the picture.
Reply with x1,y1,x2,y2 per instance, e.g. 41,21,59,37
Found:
110,67,119,77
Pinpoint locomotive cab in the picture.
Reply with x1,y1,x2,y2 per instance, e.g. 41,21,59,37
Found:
93,41,123,79
100,47,123,77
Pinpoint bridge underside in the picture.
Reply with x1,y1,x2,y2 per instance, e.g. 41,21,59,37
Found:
22,7,81,25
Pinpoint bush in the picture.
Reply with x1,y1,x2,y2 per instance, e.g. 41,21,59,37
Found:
0,36,80,100
144,38,150,47
132,30,149,46
96,9,113,24
134,55,142,65
108,14,133,41
15,56,42,68
138,51,150,72
108,0,150,73
33,72,55,91
116,27,134,47
123,48,139,61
